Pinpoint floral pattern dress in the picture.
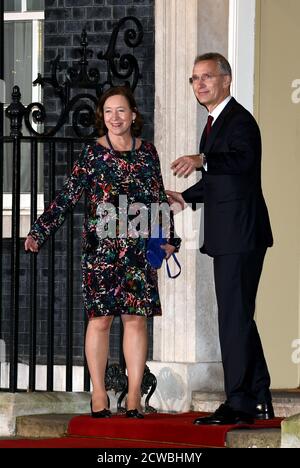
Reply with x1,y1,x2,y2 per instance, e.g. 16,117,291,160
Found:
29,141,181,319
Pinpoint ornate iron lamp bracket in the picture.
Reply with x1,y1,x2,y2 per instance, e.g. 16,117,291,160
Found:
23,16,143,138
105,364,157,414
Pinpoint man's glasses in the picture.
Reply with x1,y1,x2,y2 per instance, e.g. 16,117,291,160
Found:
189,73,225,84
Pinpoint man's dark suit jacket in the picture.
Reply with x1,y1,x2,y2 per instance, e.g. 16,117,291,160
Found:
182,97,273,257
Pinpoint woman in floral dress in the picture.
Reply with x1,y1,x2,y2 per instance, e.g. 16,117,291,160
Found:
25,86,180,419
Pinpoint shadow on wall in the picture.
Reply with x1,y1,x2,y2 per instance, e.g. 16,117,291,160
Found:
154,367,186,412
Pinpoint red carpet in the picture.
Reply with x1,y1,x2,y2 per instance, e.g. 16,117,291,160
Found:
67,411,282,448
0,436,197,449
0,412,282,448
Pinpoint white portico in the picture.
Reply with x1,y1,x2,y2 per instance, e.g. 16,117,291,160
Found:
147,0,257,412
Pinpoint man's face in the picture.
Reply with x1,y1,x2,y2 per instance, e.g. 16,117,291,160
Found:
191,60,231,112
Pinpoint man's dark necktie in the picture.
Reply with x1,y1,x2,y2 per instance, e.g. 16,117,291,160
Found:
206,115,214,137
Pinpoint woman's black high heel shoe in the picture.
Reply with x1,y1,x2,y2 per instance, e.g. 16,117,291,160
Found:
126,409,144,419
90,395,111,418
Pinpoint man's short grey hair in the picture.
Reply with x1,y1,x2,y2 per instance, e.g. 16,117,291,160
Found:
194,53,232,77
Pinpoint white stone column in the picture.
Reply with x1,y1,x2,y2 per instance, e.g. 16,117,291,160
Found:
147,0,225,413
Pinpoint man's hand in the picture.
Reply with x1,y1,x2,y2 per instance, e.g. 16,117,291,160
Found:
171,154,203,177
24,235,39,253
165,190,185,213
160,243,176,260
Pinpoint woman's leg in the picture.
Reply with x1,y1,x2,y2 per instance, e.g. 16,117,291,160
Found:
121,315,148,411
85,316,114,411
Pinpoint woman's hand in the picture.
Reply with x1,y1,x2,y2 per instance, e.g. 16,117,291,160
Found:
165,190,186,213
160,243,176,260
24,235,39,253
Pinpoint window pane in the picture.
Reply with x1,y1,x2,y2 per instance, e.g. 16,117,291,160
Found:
4,19,44,193
27,0,45,10
4,21,33,105
4,0,21,11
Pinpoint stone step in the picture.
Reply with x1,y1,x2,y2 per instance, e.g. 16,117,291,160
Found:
226,428,281,448
12,390,300,448
191,389,300,418
281,413,300,448
15,412,282,448
0,391,91,436
191,389,300,448
16,414,74,438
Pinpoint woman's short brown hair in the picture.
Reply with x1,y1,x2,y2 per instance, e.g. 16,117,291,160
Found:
95,86,143,137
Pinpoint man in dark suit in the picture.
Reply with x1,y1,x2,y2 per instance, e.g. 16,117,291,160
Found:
167,53,274,425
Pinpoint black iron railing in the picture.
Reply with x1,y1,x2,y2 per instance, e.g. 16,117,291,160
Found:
0,17,156,412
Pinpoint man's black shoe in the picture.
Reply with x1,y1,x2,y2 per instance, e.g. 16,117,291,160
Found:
255,402,275,420
193,403,254,425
